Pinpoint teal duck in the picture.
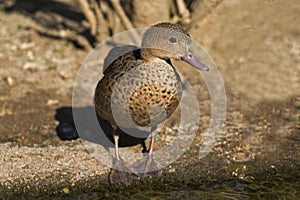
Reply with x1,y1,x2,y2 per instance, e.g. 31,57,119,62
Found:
94,22,209,185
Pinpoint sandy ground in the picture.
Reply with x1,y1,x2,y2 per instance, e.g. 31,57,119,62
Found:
0,0,299,198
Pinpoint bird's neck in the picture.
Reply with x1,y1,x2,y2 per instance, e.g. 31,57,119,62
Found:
140,48,167,63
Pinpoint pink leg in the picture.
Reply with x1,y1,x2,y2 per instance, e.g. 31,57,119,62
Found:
109,129,134,186
113,130,120,160
148,131,156,155
136,127,158,178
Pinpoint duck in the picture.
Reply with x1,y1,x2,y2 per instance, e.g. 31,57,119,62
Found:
94,22,209,185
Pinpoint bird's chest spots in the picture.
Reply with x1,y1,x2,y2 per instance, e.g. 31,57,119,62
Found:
111,63,182,126
113,63,181,102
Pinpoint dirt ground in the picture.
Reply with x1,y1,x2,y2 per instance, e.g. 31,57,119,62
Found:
0,0,299,198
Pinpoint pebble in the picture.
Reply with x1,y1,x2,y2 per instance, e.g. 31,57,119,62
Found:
23,62,39,70
27,50,35,61
47,99,59,106
21,164,29,169
6,76,14,86
169,168,176,173
20,42,35,50
0,108,12,116
62,187,70,194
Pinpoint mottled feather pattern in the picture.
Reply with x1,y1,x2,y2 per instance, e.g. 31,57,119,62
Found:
95,49,182,129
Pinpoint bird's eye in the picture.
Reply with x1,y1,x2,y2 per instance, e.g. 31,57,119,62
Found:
169,37,177,43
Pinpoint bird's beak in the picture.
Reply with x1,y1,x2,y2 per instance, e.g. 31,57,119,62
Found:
182,49,209,71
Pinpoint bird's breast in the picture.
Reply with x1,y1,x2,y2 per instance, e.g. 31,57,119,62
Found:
95,60,182,129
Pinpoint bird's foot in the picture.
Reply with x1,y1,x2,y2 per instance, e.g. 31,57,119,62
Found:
110,159,136,186
132,154,159,178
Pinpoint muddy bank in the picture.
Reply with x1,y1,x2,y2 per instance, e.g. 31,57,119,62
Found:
0,127,299,199
1,96,299,198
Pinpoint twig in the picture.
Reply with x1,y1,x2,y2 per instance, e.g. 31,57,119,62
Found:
111,9,123,34
110,0,140,44
110,0,134,30
35,25,93,51
78,0,97,35
91,0,109,41
176,0,191,25
187,0,224,31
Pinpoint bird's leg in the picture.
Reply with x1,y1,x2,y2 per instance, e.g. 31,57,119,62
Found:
148,130,156,155
133,127,159,178
109,129,134,186
113,131,120,160
142,130,159,177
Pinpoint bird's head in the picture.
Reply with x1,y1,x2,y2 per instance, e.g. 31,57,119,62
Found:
141,22,209,71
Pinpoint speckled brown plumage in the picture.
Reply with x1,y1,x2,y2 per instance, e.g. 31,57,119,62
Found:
95,48,182,129
93,22,209,185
